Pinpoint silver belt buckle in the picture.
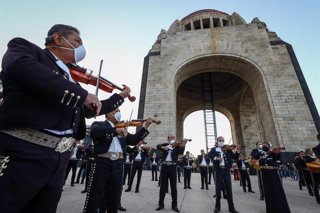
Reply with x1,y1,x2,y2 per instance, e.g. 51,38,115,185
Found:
109,152,119,161
55,137,75,153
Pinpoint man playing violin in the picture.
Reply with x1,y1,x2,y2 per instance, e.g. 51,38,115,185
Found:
155,135,187,213
0,24,132,213
125,140,149,193
83,109,155,213
208,136,240,213
252,142,291,213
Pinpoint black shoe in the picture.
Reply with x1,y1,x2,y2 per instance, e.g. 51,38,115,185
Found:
223,194,227,199
118,206,127,211
178,181,181,183
208,182,211,185
81,189,87,193
135,189,139,193
156,206,164,211
71,183,75,187
200,187,204,190
151,179,154,181
75,181,79,184
213,194,216,198
206,187,209,190
188,186,192,189
248,190,255,193
125,188,131,192
260,196,264,201
229,210,239,213
309,191,314,196
184,187,186,189
214,207,220,213
172,207,180,212
243,189,247,193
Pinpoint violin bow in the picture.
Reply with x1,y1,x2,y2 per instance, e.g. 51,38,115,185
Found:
126,109,134,129
95,59,104,96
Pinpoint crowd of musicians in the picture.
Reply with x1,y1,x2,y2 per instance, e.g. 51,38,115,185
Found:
0,24,320,213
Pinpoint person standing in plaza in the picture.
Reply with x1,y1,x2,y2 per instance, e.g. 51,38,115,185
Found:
236,153,255,193
151,151,160,181
253,142,291,213
209,136,240,213
183,151,193,189
250,141,265,200
125,141,149,193
155,135,187,213
83,109,155,213
123,148,133,185
64,141,81,186
0,24,131,213
198,149,210,190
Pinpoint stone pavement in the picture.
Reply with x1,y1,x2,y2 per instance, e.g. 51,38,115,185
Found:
57,171,319,213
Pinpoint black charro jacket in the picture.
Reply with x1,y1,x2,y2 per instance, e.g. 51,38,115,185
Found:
0,38,124,139
90,120,149,156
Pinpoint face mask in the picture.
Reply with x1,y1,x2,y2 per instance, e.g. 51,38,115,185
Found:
169,140,175,145
218,142,224,147
114,111,121,122
62,37,86,63
259,145,263,149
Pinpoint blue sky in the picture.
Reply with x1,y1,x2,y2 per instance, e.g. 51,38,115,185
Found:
1,0,319,153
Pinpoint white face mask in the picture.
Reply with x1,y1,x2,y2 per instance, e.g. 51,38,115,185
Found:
62,37,86,63
114,111,121,122
218,141,224,147
169,140,175,145
259,145,263,149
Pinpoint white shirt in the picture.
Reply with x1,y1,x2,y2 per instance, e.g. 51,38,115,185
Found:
165,150,173,161
200,155,207,166
135,152,142,160
70,146,78,159
125,155,131,163
214,147,225,166
107,120,123,153
241,161,246,169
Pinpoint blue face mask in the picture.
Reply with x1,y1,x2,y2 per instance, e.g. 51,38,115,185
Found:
62,37,86,63
114,111,121,122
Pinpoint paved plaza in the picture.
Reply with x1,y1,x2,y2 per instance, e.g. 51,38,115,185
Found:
58,171,319,213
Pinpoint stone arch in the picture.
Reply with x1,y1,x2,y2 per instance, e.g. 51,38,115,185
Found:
173,54,279,154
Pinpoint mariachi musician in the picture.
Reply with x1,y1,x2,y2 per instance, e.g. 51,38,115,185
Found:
208,136,240,213
155,135,188,213
125,141,150,193
150,151,160,181
249,141,264,200
307,134,320,204
253,142,291,213
182,151,193,189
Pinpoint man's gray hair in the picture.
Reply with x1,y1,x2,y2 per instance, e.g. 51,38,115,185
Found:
45,24,80,45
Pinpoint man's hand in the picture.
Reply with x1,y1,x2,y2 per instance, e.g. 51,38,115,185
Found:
162,146,169,151
215,157,222,161
119,85,131,99
143,118,154,129
84,93,102,116
116,128,128,137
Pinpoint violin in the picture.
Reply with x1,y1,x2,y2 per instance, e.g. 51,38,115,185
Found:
171,138,192,148
68,64,136,102
115,119,161,128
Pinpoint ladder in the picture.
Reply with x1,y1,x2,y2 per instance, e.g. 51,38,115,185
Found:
201,73,218,153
